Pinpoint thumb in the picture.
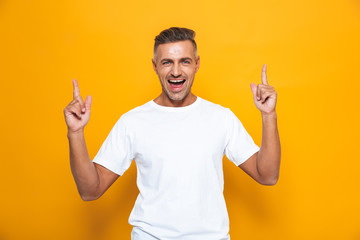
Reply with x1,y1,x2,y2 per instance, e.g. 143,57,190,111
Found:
85,95,92,111
250,83,257,100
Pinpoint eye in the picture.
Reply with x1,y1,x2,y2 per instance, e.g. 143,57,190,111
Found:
183,60,190,64
162,61,170,65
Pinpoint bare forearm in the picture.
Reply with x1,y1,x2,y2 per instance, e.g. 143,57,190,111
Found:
68,130,100,200
257,112,281,185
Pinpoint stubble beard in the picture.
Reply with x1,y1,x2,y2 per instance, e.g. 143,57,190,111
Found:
160,78,193,102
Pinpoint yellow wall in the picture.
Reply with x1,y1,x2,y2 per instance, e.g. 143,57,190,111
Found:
1,0,359,239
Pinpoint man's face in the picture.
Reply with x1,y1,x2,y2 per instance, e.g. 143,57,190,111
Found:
152,40,200,102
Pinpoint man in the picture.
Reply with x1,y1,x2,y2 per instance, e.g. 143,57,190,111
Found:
64,27,281,240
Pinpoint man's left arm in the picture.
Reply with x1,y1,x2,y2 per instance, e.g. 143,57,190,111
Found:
238,64,281,186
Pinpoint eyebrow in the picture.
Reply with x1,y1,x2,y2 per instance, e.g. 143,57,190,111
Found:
160,57,193,63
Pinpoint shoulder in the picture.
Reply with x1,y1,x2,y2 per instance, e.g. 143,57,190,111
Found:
110,100,153,129
198,97,230,115
120,100,153,119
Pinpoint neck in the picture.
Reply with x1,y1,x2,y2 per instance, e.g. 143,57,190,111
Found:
154,93,197,107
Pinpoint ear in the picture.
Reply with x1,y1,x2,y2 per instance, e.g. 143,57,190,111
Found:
195,56,200,73
152,58,158,73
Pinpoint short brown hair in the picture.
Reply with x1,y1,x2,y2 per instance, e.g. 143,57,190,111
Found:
154,27,197,57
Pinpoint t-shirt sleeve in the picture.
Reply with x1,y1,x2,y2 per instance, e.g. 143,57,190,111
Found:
224,108,260,166
92,115,133,176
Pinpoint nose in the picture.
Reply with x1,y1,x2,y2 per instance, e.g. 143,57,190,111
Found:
171,73,181,78
171,63,181,78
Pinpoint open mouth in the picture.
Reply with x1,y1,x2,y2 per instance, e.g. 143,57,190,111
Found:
168,79,186,85
167,79,186,91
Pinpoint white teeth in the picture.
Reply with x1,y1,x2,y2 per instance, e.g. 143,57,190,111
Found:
169,79,184,83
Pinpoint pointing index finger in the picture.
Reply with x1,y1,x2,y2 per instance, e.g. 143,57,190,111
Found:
73,79,80,98
262,64,268,85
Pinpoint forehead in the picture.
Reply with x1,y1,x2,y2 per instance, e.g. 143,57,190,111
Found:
155,40,195,60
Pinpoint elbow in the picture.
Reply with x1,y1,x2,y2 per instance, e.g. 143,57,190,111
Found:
79,191,102,201
77,181,102,201
261,178,278,186
259,175,279,186
80,195,98,201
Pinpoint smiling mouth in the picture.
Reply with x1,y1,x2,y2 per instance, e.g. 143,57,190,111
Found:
167,79,186,91
168,79,186,85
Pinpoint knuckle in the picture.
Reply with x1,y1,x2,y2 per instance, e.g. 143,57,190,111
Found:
71,105,80,113
74,101,81,108
74,96,83,103
64,105,72,112
68,106,75,114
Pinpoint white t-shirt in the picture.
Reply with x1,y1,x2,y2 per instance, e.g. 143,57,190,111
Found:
92,96,260,240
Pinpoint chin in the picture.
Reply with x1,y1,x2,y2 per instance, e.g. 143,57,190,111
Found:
169,95,185,101
164,90,181,100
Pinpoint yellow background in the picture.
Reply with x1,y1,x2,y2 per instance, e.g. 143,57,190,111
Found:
1,0,359,239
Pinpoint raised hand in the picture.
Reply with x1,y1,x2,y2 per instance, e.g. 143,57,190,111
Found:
63,79,92,133
250,64,277,115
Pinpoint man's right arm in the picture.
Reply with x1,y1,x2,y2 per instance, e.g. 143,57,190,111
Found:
64,79,119,201
67,131,119,201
